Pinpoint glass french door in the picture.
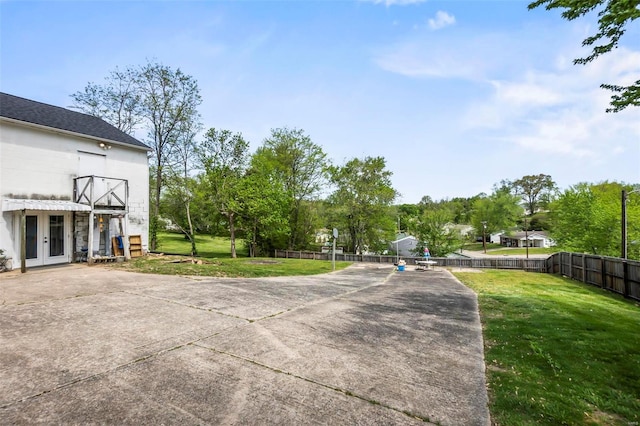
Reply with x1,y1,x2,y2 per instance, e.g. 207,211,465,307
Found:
25,213,69,267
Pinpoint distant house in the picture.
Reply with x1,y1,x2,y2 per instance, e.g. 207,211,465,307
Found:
500,231,555,248
0,93,150,270
490,232,505,244
389,233,418,257
315,228,331,245
444,223,473,237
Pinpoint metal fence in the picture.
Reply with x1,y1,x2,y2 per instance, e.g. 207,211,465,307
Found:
274,250,640,301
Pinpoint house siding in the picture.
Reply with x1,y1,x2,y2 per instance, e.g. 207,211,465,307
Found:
0,120,149,266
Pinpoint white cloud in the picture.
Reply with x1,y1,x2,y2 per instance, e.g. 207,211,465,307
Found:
463,47,640,160
375,45,480,79
373,36,498,80
491,80,562,107
428,11,455,30
373,21,640,174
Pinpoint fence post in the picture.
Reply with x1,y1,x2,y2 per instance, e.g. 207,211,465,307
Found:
582,255,587,283
601,256,606,289
569,253,573,280
623,260,630,298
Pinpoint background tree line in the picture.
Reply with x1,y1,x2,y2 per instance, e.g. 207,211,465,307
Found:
72,61,640,260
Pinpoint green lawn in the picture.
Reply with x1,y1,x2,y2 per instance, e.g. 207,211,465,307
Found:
119,255,351,277
463,242,503,251
462,243,556,256
454,270,640,425
486,247,557,256
154,231,246,258
116,231,351,277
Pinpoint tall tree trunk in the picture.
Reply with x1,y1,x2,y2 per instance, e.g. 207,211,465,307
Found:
289,199,302,250
349,225,357,254
186,201,196,256
251,219,258,257
151,165,162,251
229,212,237,258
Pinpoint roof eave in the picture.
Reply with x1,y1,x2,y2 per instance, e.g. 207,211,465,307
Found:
0,116,151,152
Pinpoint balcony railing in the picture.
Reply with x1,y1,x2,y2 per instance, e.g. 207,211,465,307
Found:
74,175,129,213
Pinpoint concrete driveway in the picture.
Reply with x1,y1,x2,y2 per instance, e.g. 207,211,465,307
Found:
0,263,489,425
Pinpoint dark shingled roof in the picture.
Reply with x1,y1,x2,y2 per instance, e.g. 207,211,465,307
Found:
0,92,149,150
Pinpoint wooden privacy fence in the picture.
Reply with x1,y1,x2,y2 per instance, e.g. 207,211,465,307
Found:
274,250,640,301
274,250,550,272
548,252,640,301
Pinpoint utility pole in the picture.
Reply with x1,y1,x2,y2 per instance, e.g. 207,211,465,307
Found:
396,215,400,264
622,188,640,259
622,189,627,259
524,215,529,259
481,221,487,254
332,228,338,271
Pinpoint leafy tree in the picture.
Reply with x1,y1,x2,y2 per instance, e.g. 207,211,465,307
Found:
523,211,552,231
528,0,640,112
434,196,479,224
511,174,557,215
397,203,419,232
418,195,434,209
256,128,328,250
71,67,142,134
238,161,290,257
197,128,250,258
410,208,463,257
327,156,398,254
162,119,201,255
550,181,640,258
72,61,202,251
456,195,482,224
139,63,202,250
471,188,522,239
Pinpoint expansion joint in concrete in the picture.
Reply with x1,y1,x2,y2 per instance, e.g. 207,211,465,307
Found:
6,290,125,307
122,290,252,323
0,333,225,410
194,343,436,424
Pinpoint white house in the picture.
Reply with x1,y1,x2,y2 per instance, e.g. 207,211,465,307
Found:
490,231,505,244
389,233,418,257
444,223,474,237
0,92,150,271
500,231,555,248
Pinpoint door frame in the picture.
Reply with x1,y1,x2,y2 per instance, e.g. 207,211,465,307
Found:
19,211,72,267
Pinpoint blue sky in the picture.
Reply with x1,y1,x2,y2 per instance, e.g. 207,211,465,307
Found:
2,0,639,203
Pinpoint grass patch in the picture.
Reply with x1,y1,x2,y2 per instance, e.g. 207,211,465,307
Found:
114,255,351,278
463,242,503,251
454,269,640,425
154,231,246,258
114,231,351,277
486,247,556,256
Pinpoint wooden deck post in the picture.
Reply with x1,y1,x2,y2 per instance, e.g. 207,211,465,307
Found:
20,209,26,273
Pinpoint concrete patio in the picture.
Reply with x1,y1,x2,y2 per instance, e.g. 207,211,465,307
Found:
0,263,489,425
